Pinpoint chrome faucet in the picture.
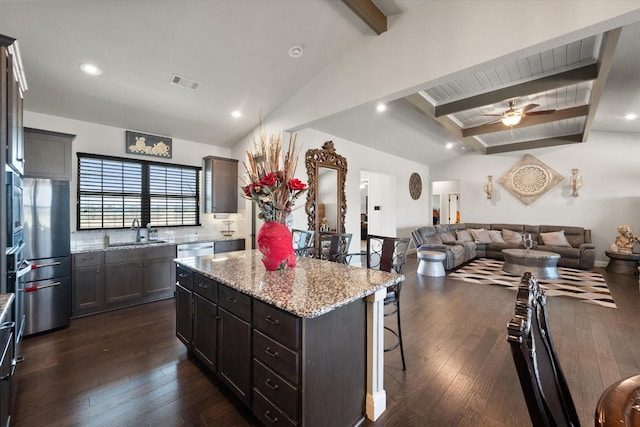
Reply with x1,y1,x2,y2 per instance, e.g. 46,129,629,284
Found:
131,218,142,242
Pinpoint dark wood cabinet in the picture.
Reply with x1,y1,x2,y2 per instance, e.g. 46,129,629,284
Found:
73,245,176,317
203,156,238,213
72,252,106,317
0,317,15,427
214,239,245,254
175,263,366,426
23,128,74,180
218,305,251,405
175,283,192,348
193,294,217,371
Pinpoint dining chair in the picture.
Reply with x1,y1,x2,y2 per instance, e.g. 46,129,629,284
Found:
291,229,315,257
317,232,353,262
507,272,580,426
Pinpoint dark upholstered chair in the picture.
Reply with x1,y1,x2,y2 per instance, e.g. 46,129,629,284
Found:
507,272,580,426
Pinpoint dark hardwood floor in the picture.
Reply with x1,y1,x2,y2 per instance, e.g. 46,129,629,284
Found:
12,257,640,426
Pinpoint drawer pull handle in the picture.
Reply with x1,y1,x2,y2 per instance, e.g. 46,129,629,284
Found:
226,296,237,304
264,410,278,423
265,378,279,390
197,283,208,289
265,315,279,325
264,347,279,358
178,273,189,278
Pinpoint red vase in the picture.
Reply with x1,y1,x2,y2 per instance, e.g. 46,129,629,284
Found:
257,222,296,271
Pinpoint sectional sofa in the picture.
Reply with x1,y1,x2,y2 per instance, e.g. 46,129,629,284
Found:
411,223,596,271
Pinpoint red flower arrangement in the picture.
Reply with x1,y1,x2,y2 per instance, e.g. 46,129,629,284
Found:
241,125,307,223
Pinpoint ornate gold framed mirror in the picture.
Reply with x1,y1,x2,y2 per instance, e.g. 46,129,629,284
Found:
305,141,348,240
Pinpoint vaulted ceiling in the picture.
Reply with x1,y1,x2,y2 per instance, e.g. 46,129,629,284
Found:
1,1,639,166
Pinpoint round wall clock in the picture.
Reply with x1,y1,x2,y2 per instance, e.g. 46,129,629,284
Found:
409,172,422,200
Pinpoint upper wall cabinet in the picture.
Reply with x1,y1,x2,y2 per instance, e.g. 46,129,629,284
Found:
24,128,75,180
1,35,27,176
203,156,238,213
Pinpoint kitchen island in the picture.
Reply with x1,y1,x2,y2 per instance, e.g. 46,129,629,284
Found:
175,250,403,426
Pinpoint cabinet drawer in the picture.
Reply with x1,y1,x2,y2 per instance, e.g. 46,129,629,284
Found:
253,330,299,385
218,285,251,322
73,252,104,268
253,359,298,421
253,300,300,350
253,389,297,427
193,273,217,303
214,239,245,254
175,265,193,290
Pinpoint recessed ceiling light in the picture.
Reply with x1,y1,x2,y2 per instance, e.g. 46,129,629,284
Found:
376,103,387,112
288,45,304,58
446,142,454,150
231,110,242,118
80,63,102,76
624,113,637,120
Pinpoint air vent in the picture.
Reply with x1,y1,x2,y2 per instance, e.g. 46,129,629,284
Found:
170,74,200,90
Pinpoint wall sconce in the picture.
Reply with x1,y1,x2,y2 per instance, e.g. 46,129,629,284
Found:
484,175,493,199
569,168,582,197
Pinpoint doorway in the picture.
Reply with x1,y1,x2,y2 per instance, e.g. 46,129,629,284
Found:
432,180,460,224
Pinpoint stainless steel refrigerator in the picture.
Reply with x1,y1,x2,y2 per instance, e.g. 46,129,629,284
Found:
22,178,70,336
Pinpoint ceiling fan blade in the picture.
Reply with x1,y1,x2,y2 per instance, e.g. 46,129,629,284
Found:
481,113,503,117
520,103,540,113
525,109,556,116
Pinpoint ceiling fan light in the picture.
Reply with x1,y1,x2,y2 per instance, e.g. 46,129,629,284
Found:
501,114,522,127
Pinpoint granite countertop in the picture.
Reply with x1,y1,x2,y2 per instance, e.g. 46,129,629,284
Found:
175,250,404,319
71,236,245,254
0,294,14,323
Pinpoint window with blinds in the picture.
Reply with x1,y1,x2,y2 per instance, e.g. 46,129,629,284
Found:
77,153,200,230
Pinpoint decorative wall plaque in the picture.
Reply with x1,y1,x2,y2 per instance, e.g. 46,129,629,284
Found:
409,172,422,200
126,131,172,158
499,154,563,205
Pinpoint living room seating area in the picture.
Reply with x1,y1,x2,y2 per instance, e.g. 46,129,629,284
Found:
412,223,596,271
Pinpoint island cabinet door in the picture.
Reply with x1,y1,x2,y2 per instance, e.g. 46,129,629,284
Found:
175,283,192,348
217,306,251,405
192,293,217,371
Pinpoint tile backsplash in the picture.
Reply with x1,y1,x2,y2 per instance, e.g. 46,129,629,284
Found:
71,212,244,247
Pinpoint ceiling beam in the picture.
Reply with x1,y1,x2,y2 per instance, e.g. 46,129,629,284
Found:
435,63,599,117
485,134,584,154
462,105,589,137
341,0,387,35
404,94,487,154
582,27,621,142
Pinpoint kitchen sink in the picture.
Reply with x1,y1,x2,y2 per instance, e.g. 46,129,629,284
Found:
109,240,167,247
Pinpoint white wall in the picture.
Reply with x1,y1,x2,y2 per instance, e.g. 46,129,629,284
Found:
361,170,397,237
23,111,239,245
236,128,430,253
429,131,640,265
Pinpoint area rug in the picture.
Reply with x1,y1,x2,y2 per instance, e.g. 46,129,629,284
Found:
448,258,616,309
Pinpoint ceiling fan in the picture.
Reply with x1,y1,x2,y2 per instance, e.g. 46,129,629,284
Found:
483,100,555,127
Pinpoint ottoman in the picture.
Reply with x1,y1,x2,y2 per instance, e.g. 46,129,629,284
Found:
417,249,446,277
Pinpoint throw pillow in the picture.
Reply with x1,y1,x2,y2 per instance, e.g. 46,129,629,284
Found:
540,230,572,247
488,230,506,243
469,228,491,243
456,229,473,242
502,229,523,244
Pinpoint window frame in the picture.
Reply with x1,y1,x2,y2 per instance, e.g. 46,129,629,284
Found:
77,152,201,230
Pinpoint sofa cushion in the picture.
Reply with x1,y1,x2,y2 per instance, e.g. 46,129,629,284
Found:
456,229,473,242
439,231,456,243
487,230,506,243
469,228,491,243
502,229,523,244
540,230,572,247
